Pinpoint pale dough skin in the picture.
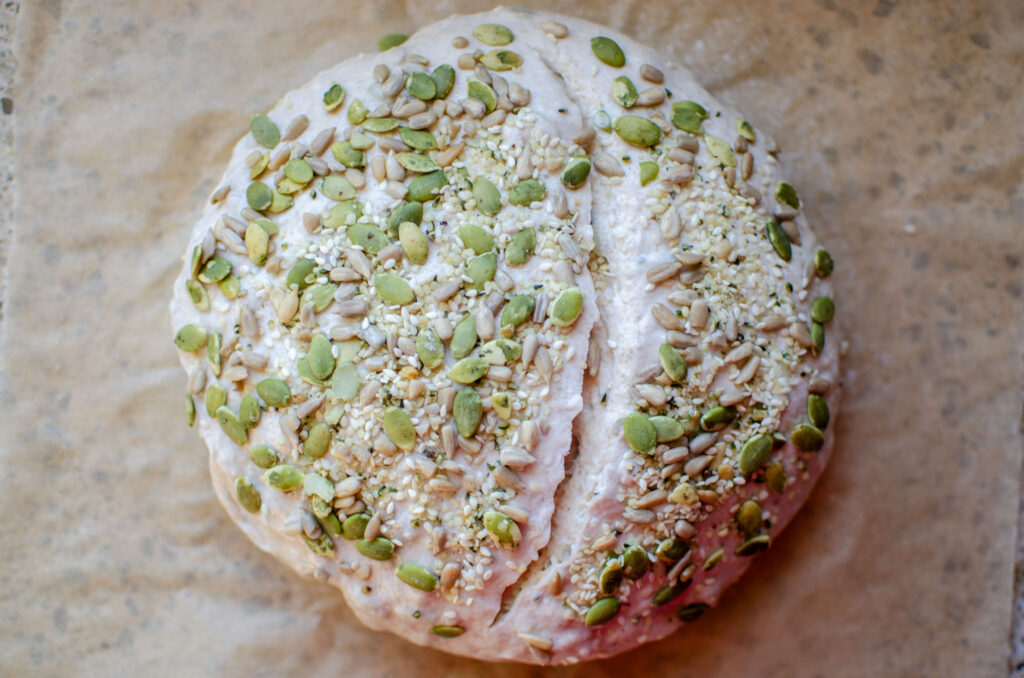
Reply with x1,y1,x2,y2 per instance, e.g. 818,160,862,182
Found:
171,8,839,665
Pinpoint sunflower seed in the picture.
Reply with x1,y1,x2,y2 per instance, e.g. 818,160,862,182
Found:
592,151,624,177
647,261,682,284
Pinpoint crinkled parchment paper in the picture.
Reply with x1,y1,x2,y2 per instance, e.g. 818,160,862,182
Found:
2,1,1022,675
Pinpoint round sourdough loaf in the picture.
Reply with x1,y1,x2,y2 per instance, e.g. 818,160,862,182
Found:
170,8,840,664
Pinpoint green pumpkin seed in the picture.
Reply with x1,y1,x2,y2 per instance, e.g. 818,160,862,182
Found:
466,251,497,290
396,563,438,592
362,117,399,133
408,170,449,202
348,222,389,253
301,282,338,313
614,116,663,147
430,625,464,638
775,181,801,209
347,98,368,124
659,343,688,383
198,256,231,284
275,177,303,196
449,358,488,385
549,287,583,327
738,433,772,475
397,152,440,173
320,175,356,201
388,201,423,237
650,415,685,442
505,228,536,265
459,224,494,254
303,532,335,555
791,424,824,452
374,273,415,305
811,296,835,324
623,412,656,452
431,64,455,99
235,477,261,513
453,387,483,437
671,101,708,134
811,322,825,355
399,126,438,151
765,461,787,493
354,535,393,558
479,338,521,365
307,334,335,381
623,545,650,580
639,161,659,185
467,80,497,113
702,548,724,571
205,382,227,417
286,258,316,289
331,140,365,167
500,294,534,329
188,244,203,276
704,134,736,167
700,405,735,432
249,444,279,469
331,361,361,401
253,217,278,235
250,113,280,148
451,317,478,359
612,76,638,108
284,158,313,185
765,219,792,262
217,274,241,299
415,327,444,369
257,378,291,408
807,394,830,428
736,500,762,537
324,199,365,229
245,221,270,266
653,578,691,606
590,36,625,67
185,279,210,311
656,537,689,563
316,510,342,537
304,422,331,459
491,392,512,419
480,49,522,71
246,182,272,211
323,83,345,110
814,249,834,277
472,177,502,216
677,603,709,622
216,405,248,445
599,559,623,594
249,151,270,178
508,179,545,206
737,119,756,141
263,464,303,491
405,71,436,100
377,33,407,51
484,509,522,547
383,407,417,450
473,23,514,46
342,513,370,540
268,190,293,213
239,393,260,429
584,597,620,626
735,534,771,556
297,357,327,386
561,155,591,189
174,324,207,352
305,475,335,504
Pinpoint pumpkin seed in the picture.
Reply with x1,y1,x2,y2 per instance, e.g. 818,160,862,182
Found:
491,392,512,419
377,33,407,51
639,161,659,185
321,175,356,201
217,275,241,299
388,201,423,236
814,249,834,277
286,258,316,289
653,578,691,606
807,394,830,428
396,221,430,264
467,80,497,112
623,412,656,452
549,287,583,327
509,179,545,206
597,558,624,594
205,382,227,417
198,256,231,284
659,343,688,383
303,532,335,556
253,217,278,235
174,324,207,352
185,393,196,427
656,537,689,563
257,378,291,408
453,387,483,437
430,625,464,638
343,513,370,540
297,357,327,387
347,98,368,125
738,433,772,475
612,76,638,108
473,23,514,46
268,190,292,213
765,219,792,262
451,317,478,359
301,283,338,313
242,221,269,267
505,228,536,265
590,36,625,67
459,224,494,254
306,335,334,381
249,444,279,469
466,251,497,290
407,170,448,202
736,500,762,537
216,405,247,445
775,181,800,209
561,155,591,188
676,603,709,622
239,393,260,429
383,407,417,450
399,126,437,151
500,294,534,329
363,117,400,133
397,152,440,173
584,597,620,626
405,71,436,100
331,361,361,401
811,322,825,355
650,415,684,442
275,177,303,196
249,151,270,178
331,140,365,168
323,83,345,110
811,296,835,324
284,158,313,185
374,273,415,305
250,113,280,148
396,563,438,592
480,49,521,71
316,510,342,537
480,338,521,365
484,509,522,547
348,222,390,254
700,405,735,432
791,424,824,452
185,279,210,311
737,119,756,141
704,134,736,167
765,461,787,493
431,64,455,99
325,198,363,230
235,477,261,513
702,548,724,571
263,464,303,491
472,177,502,216
671,100,707,134
246,182,272,211
304,473,334,503
735,534,771,556
622,545,650,580
614,116,663,147
416,327,444,369
449,359,488,385
304,422,331,459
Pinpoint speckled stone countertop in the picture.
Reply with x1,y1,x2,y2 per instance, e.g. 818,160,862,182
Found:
0,1,1021,676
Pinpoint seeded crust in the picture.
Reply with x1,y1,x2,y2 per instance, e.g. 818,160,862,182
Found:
171,8,839,665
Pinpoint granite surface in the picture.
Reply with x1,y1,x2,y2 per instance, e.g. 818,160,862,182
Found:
1,0,1021,676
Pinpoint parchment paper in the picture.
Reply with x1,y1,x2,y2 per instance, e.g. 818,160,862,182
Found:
2,1,1022,676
